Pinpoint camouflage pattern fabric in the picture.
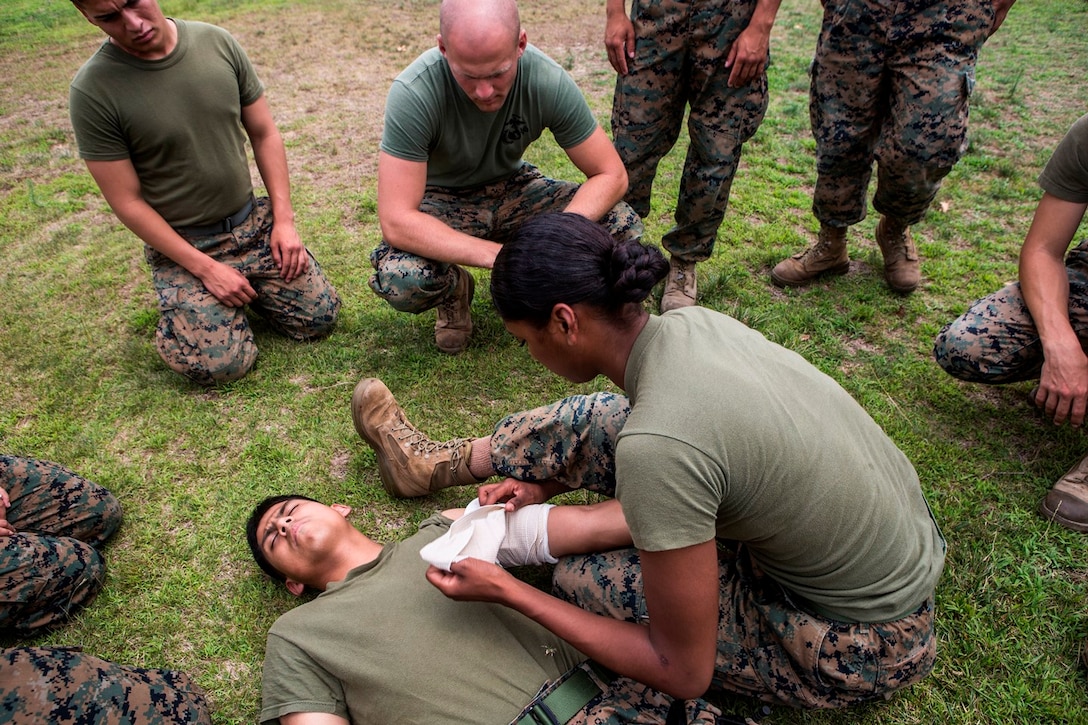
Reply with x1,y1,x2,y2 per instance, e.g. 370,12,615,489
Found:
511,661,722,724
934,239,1088,383
148,196,341,385
368,163,643,314
0,646,211,724
485,400,936,709
553,546,937,710
810,0,994,227
489,392,631,497
0,456,121,635
611,0,768,262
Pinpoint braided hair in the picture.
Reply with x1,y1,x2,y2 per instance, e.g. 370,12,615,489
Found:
491,213,667,327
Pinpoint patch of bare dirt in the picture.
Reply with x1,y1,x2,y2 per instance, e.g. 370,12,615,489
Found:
328,449,350,481
0,1,609,218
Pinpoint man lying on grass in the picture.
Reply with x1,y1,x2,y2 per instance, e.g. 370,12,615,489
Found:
246,494,724,724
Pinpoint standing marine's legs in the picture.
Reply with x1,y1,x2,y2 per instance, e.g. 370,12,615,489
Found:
870,0,994,293
772,0,887,288
614,0,769,311
661,0,769,311
612,0,695,312
611,0,689,225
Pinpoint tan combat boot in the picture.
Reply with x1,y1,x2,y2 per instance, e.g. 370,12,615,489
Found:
660,257,697,312
875,216,920,294
770,225,849,287
435,265,474,355
1038,453,1088,533
351,377,485,498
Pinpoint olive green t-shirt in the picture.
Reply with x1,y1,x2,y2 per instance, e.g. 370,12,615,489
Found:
260,515,583,725
380,45,598,188
617,309,946,623
69,20,263,227
1038,113,1088,204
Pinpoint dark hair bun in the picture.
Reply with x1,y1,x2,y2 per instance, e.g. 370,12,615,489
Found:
493,212,669,324
609,240,668,304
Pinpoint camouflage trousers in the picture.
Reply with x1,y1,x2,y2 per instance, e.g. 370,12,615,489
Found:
933,239,1088,383
554,547,937,710
612,0,768,261
368,163,643,313
486,397,936,709
149,196,341,385
0,646,211,724
489,392,631,497
0,456,121,635
512,661,723,724
811,0,994,227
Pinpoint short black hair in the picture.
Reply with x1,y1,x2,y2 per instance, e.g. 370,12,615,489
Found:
246,494,319,582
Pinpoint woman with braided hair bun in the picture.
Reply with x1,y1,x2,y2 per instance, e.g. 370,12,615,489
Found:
353,211,945,711
491,212,667,323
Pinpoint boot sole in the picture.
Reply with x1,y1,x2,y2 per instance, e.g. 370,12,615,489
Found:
884,276,919,295
770,262,850,288
1038,496,1088,533
436,339,471,355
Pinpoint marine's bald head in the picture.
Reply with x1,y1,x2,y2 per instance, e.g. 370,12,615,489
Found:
439,0,521,53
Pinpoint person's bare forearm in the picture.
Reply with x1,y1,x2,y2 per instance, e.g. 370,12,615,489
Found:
381,210,503,268
428,557,714,699
1019,194,1088,360
110,195,216,275
562,127,629,221
563,172,628,221
1018,193,1088,424
547,499,631,556
1022,246,1077,356
86,158,257,305
251,129,295,229
377,151,503,268
989,0,1016,37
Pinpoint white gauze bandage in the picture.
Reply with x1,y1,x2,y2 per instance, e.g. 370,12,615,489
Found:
497,501,556,567
419,499,557,571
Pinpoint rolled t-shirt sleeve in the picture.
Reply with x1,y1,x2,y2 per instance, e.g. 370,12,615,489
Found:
229,36,264,107
260,632,348,724
545,71,598,150
1038,113,1088,203
615,433,723,552
380,79,435,162
69,85,130,162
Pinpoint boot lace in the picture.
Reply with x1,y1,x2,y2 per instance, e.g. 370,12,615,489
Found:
392,418,468,467
438,292,459,320
801,233,837,261
879,221,917,261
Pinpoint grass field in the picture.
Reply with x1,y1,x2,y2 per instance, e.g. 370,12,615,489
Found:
1,0,1087,722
